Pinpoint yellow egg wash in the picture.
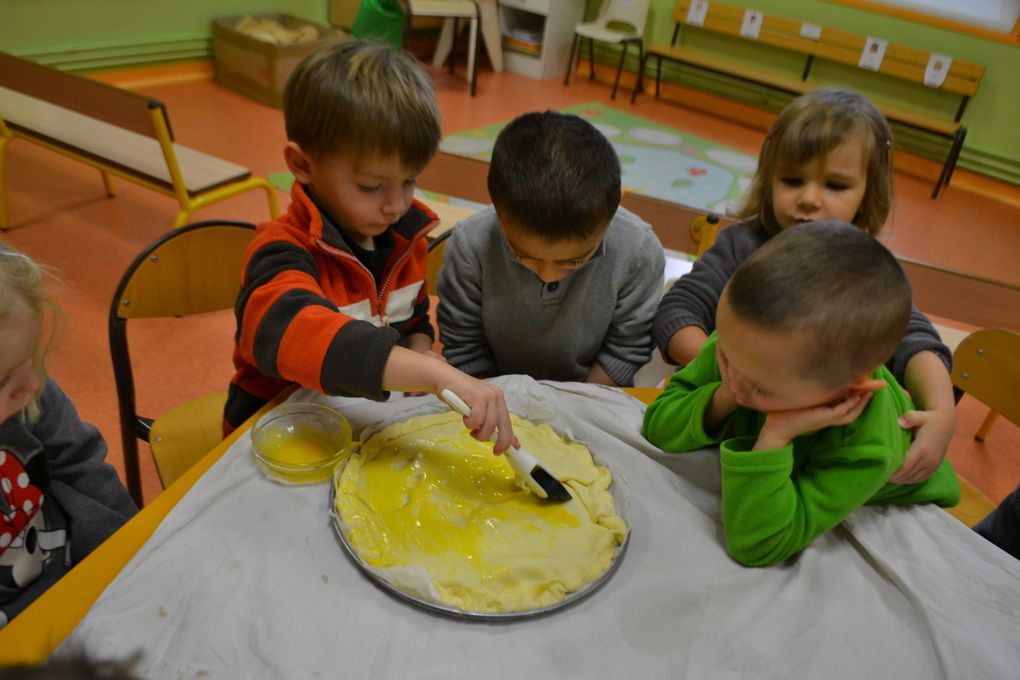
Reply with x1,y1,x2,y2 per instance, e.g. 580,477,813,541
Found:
335,412,628,613
258,424,341,482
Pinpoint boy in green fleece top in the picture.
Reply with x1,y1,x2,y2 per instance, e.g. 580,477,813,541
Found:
643,221,959,567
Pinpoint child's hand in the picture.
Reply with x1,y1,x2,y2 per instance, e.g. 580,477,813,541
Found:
754,379,886,451
889,408,955,484
438,375,518,454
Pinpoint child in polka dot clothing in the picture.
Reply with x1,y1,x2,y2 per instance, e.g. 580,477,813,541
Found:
0,241,135,628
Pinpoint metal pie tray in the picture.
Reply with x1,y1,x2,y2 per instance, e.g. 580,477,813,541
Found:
328,445,630,621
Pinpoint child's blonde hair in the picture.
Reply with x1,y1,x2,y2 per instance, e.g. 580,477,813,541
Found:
0,241,56,422
283,40,441,172
742,88,893,237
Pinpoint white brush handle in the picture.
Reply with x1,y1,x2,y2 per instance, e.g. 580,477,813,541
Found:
438,389,547,497
439,388,472,418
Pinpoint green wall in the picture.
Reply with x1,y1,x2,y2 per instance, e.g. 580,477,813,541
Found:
0,0,327,70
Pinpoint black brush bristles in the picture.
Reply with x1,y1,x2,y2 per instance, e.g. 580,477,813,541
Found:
530,466,571,502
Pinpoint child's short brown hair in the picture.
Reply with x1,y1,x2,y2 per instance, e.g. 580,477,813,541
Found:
283,40,441,171
724,220,910,388
487,111,621,241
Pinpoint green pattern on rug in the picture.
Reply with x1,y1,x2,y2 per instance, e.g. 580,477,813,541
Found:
440,102,757,213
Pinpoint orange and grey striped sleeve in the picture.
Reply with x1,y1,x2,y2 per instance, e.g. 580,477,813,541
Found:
235,238,400,401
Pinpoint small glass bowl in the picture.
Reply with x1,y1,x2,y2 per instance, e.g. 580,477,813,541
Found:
251,402,353,484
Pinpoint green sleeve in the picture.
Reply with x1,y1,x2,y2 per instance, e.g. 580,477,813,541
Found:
719,437,896,567
643,336,729,452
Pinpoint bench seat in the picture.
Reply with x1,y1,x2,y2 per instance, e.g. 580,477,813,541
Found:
634,0,983,199
1,87,252,195
0,52,279,229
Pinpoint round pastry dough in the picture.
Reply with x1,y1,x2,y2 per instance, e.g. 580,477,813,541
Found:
334,412,628,613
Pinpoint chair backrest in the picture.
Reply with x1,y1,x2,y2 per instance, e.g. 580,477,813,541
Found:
109,220,256,505
426,228,453,294
598,0,651,34
951,328,1020,428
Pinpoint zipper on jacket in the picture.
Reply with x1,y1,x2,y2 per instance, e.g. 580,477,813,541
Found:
375,220,435,324
314,214,437,327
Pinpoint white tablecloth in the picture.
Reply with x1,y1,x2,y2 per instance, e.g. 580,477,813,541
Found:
63,376,1020,679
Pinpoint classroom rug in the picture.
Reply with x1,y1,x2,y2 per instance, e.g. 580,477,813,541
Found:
439,101,757,214
269,103,757,214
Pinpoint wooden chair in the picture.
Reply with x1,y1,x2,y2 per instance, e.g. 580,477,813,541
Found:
565,0,650,100
689,212,723,259
952,328,1020,442
109,220,256,506
944,327,1020,526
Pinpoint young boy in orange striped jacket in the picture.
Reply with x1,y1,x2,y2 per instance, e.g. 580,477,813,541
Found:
225,41,515,451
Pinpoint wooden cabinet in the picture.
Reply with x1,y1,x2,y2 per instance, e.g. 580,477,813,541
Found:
499,0,586,79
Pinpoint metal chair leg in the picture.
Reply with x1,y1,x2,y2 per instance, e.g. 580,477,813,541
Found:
588,37,595,80
628,43,644,103
565,33,580,87
944,127,967,188
611,42,629,100
932,127,966,199
655,54,663,97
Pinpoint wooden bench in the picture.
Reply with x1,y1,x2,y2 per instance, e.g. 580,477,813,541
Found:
0,52,280,230
633,0,985,199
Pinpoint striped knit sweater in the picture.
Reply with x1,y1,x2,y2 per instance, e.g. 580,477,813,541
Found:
225,182,437,431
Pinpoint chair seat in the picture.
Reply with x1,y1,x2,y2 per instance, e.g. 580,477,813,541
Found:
946,475,997,528
410,0,477,18
574,23,640,43
149,390,229,489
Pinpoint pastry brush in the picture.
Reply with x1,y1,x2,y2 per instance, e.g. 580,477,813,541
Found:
439,389,571,502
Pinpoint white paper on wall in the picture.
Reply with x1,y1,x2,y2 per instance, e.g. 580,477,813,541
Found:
686,0,709,26
858,37,888,71
740,10,763,39
924,53,953,88
800,22,822,41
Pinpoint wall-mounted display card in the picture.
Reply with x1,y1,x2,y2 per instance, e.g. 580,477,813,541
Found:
858,37,888,71
800,22,822,40
686,0,709,26
924,53,953,88
740,9,763,39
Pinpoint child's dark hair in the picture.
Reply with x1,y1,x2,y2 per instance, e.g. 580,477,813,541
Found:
487,111,621,241
725,220,910,387
742,88,893,237
283,40,441,171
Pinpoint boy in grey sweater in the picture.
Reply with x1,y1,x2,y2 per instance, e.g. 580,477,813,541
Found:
437,111,665,386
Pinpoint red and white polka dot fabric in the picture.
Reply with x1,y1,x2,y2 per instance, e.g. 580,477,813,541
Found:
0,450,43,554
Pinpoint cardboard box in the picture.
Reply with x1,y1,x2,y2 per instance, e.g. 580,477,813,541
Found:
213,14,348,108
